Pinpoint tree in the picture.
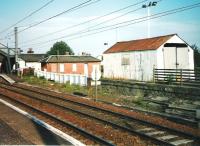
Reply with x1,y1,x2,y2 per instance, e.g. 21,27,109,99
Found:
46,41,74,56
191,44,200,68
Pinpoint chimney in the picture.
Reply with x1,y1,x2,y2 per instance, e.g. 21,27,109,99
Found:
27,48,34,54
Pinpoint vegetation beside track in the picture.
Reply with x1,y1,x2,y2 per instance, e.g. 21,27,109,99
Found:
21,75,151,110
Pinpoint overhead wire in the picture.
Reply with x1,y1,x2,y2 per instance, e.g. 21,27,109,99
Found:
0,0,55,35
20,2,200,48
16,0,101,34
20,0,148,44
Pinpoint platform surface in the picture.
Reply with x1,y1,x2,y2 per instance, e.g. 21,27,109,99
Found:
0,101,73,145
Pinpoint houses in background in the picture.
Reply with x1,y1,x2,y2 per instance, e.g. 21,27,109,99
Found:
40,55,101,78
1,33,194,83
18,54,45,70
103,34,194,81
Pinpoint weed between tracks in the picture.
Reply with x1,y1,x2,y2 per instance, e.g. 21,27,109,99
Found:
22,76,153,109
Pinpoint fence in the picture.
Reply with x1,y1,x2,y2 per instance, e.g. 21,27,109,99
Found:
153,68,200,87
34,70,87,86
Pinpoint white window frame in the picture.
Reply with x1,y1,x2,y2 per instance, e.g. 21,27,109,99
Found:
72,64,77,72
60,64,64,72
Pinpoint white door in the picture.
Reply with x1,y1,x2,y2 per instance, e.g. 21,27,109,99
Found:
164,47,189,69
177,47,189,69
163,47,176,69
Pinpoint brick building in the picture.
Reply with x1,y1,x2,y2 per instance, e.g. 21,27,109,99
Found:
40,55,101,77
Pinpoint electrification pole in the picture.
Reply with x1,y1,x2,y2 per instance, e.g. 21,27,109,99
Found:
142,1,158,38
14,27,18,70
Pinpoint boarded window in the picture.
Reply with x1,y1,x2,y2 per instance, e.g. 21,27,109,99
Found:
72,64,77,72
60,64,64,72
121,54,130,65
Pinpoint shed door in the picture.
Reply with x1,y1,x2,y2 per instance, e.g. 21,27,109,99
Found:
177,47,189,69
163,47,189,69
163,47,176,69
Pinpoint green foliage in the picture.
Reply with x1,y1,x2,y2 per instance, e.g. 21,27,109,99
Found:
46,41,74,56
191,44,200,68
39,76,45,80
166,74,174,85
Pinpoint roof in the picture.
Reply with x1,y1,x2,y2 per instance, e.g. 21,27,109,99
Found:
40,55,101,63
0,48,20,56
104,34,176,54
19,54,45,62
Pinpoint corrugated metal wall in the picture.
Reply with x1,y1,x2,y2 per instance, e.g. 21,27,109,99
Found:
103,50,157,81
103,35,194,81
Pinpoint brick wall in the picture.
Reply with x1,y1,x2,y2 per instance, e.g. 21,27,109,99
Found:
42,62,100,77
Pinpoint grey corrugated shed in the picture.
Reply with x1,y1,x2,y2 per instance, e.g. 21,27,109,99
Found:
40,55,100,63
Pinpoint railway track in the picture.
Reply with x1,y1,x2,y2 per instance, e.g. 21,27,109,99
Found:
0,83,199,146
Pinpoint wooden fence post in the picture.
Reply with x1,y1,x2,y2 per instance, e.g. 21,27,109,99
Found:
180,69,183,86
153,65,155,83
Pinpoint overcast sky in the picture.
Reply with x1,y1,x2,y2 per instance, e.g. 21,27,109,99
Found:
0,0,199,56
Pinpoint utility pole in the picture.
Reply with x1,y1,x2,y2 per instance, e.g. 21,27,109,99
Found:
7,42,11,74
14,27,18,70
147,6,150,38
142,1,158,38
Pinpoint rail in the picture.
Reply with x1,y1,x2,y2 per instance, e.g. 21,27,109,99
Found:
1,83,200,146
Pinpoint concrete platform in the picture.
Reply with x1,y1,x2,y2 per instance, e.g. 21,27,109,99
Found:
0,119,32,145
0,74,15,84
0,101,73,145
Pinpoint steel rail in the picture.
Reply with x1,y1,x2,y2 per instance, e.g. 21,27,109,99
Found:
10,83,200,141
0,93,115,146
0,84,177,146
1,84,199,145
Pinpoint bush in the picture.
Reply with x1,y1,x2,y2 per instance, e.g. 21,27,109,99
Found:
166,74,174,85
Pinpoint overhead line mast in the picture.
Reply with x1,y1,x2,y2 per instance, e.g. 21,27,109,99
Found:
142,1,159,38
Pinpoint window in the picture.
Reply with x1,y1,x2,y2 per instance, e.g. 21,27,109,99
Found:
121,54,130,65
72,64,77,72
60,64,64,72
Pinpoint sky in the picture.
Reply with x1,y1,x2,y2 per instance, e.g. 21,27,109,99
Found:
0,0,199,57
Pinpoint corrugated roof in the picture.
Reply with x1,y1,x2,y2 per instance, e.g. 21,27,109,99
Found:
19,54,45,62
104,34,176,54
40,55,101,63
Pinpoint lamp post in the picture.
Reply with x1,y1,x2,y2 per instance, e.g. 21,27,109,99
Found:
142,1,158,38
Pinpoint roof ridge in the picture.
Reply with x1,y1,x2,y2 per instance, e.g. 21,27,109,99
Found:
104,34,178,54
117,33,176,43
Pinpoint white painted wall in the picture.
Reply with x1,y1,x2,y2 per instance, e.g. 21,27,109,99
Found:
103,35,194,81
18,58,26,68
157,35,194,70
188,46,194,70
103,50,157,81
26,62,41,70
18,59,41,70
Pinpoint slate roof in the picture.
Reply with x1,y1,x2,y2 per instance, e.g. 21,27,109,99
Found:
104,34,176,54
40,55,101,63
19,54,45,62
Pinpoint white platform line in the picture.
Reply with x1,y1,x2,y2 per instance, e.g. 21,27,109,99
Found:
0,99,85,146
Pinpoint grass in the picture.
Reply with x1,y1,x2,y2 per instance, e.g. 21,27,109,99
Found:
22,75,159,111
